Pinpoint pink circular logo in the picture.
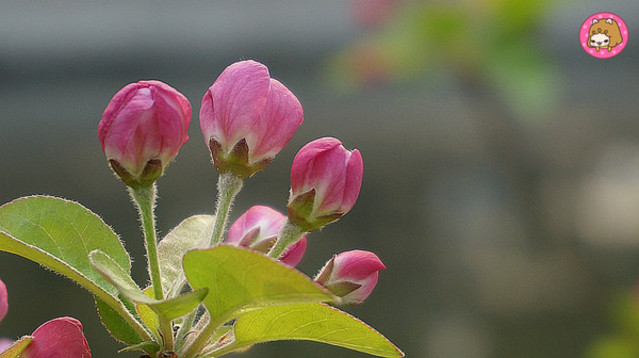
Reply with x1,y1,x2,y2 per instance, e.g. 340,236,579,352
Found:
580,13,628,58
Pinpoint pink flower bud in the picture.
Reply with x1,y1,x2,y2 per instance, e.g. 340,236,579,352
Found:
98,80,191,187
0,338,12,353
227,205,307,266
200,60,303,178
288,137,363,231
314,250,385,306
21,317,91,358
0,278,7,323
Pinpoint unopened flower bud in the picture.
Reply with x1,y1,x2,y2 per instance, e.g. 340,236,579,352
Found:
0,338,11,353
0,278,7,323
200,60,303,179
227,205,307,266
288,137,363,231
22,317,92,358
314,250,385,305
98,80,191,188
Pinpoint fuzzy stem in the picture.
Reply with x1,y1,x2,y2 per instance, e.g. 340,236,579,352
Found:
129,185,164,299
268,219,306,259
209,173,243,246
129,184,173,349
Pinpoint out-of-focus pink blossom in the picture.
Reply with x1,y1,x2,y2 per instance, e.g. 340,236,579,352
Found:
0,278,91,357
288,137,363,231
352,0,400,28
0,278,8,355
98,80,191,187
0,277,7,322
21,317,91,358
200,60,303,178
227,205,307,266
315,250,385,305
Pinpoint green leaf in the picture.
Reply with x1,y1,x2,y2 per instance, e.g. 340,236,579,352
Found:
158,215,215,296
230,303,404,358
0,196,130,295
91,250,208,321
152,289,208,321
118,340,161,356
0,336,33,358
183,245,335,328
96,297,144,344
0,196,151,341
136,287,160,338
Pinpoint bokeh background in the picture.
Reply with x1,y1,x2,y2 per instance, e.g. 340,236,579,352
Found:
1,0,639,357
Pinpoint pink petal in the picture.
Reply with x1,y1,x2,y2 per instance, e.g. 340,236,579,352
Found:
227,205,285,244
334,250,386,281
21,317,91,358
279,236,308,267
314,145,349,212
249,79,303,161
342,271,379,304
98,82,143,148
201,60,271,151
290,137,342,195
0,278,7,323
341,149,363,212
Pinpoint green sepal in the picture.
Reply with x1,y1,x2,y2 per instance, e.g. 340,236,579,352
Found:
0,336,33,358
209,138,272,179
109,159,163,189
326,281,363,298
287,189,344,231
250,236,277,253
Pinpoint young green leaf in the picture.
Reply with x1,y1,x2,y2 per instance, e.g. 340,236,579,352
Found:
224,303,404,358
95,297,144,344
91,250,208,321
158,215,215,297
183,245,335,328
0,196,151,341
135,287,160,339
0,336,33,358
117,340,161,356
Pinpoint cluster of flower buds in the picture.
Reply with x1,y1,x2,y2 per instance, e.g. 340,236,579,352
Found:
97,59,384,307
0,277,91,357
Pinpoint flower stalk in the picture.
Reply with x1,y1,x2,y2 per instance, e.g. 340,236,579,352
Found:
129,184,174,350
209,173,244,246
268,219,306,259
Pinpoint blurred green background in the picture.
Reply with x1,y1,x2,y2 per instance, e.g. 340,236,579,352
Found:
1,1,639,357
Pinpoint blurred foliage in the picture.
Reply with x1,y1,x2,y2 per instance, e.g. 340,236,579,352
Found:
586,290,639,358
329,0,560,120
